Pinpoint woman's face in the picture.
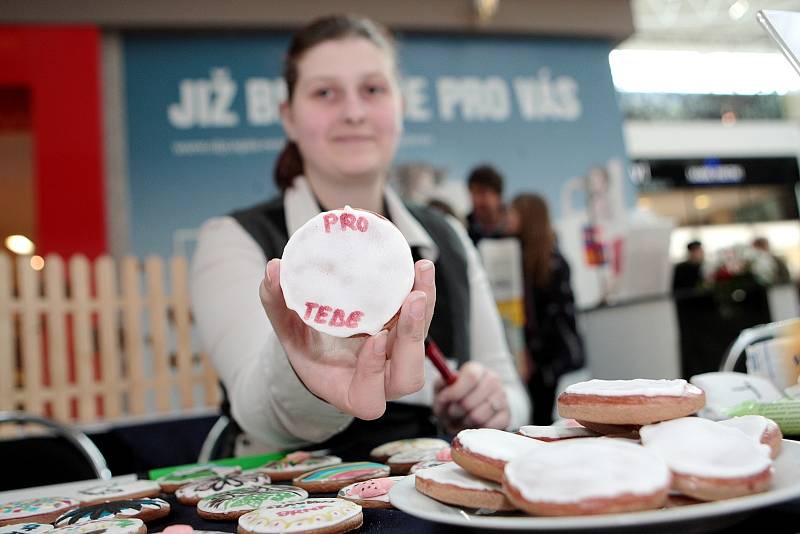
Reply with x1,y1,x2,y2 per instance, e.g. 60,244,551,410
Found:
281,37,403,184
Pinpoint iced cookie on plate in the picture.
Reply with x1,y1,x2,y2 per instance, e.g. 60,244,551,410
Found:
238,499,362,534
259,453,342,482
414,462,515,511
0,524,54,534
53,499,170,526
518,424,598,442
0,497,80,527
503,438,671,516
451,428,543,483
50,519,146,534
73,480,161,505
197,486,308,520
292,462,390,493
176,470,270,505
337,476,404,509
557,379,705,426
408,460,449,474
370,438,449,463
156,465,241,493
719,415,782,459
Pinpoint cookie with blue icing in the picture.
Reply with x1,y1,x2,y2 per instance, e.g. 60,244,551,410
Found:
0,497,80,527
49,518,146,534
0,523,53,534
53,499,170,527
73,480,160,505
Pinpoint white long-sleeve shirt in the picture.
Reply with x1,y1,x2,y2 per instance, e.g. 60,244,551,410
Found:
190,177,530,453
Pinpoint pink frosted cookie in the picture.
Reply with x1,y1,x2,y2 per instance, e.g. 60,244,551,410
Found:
176,470,270,505
558,379,705,426
640,417,773,501
279,205,415,338
0,497,80,527
155,465,241,493
518,424,598,442
337,476,404,509
451,428,544,483
73,480,161,504
414,462,515,511
370,438,449,463
49,519,146,534
259,455,342,482
503,438,671,516
237,499,362,534
719,415,783,459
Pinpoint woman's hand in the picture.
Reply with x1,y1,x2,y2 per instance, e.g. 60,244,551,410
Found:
432,362,510,433
260,258,436,420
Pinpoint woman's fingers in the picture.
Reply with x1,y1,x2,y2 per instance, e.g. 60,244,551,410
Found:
386,291,427,399
346,331,389,420
413,260,437,335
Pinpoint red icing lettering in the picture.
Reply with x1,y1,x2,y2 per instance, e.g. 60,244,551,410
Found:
346,311,364,328
340,213,357,231
356,216,369,232
276,505,328,517
323,213,338,233
304,302,318,320
330,308,346,327
314,305,332,324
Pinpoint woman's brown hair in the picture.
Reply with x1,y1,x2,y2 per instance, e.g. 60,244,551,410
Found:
511,194,556,288
274,14,397,191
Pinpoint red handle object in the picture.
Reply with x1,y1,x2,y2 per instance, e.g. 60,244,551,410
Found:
425,338,458,386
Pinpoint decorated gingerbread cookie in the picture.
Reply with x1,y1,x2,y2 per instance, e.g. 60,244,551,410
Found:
408,460,450,474
292,462,390,493
238,499,362,534
0,497,80,527
53,499,170,526
337,476,405,509
155,465,241,493
370,438,449,463
518,424,599,442
176,470,271,505
49,518,146,534
451,428,544,483
197,486,308,520
414,462,515,511
0,523,54,534
280,205,415,337
73,480,161,505
259,454,342,482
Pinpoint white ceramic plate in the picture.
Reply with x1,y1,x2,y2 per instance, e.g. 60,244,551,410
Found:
389,439,800,531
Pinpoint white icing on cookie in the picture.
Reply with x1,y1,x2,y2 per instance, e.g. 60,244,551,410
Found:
414,462,502,491
238,498,361,533
0,524,54,534
719,415,774,441
280,205,415,337
456,428,543,461
504,438,671,504
409,460,449,474
640,417,772,478
371,438,449,458
518,425,598,440
387,448,440,464
74,480,159,501
0,497,79,521
49,518,144,534
565,379,703,397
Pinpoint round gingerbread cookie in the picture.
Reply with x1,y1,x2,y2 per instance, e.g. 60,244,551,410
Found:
73,480,161,505
414,462,515,511
280,205,415,338
557,379,705,426
0,523,54,534
451,428,544,483
292,462,390,493
386,449,443,475
369,438,449,463
156,465,241,493
259,455,342,482
336,476,405,509
0,497,80,527
640,417,773,501
49,518,146,534
176,470,271,505
238,498,362,534
53,498,170,527
518,424,598,442
408,460,449,474
198,486,309,520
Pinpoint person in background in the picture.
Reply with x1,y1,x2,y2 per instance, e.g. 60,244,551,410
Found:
753,237,791,284
672,240,705,294
466,164,509,245
508,193,585,425
190,15,529,458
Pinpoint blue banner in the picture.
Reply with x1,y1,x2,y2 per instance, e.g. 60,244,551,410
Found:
124,32,628,258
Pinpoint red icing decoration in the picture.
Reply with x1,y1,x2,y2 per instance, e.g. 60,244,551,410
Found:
356,217,369,232
304,302,318,320
314,305,332,324
330,308,346,327
323,213,338,233
340,213,357,231
346,311,364,328
351,478,395,498
322,212,369,234
435,447,452,461
301,303,364,329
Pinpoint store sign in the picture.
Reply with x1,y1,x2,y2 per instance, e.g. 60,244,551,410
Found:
685,163,746,185
124,33,627,258
633,157,800,189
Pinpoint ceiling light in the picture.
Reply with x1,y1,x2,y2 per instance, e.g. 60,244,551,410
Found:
4,234,35,255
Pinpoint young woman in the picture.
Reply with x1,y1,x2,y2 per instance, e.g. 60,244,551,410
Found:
509,194,584,425
190,15,529,456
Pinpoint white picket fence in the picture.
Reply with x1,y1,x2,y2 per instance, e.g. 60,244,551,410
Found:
0,253,220,434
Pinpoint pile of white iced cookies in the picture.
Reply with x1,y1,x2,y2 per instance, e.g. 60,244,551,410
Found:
414,378,782,516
